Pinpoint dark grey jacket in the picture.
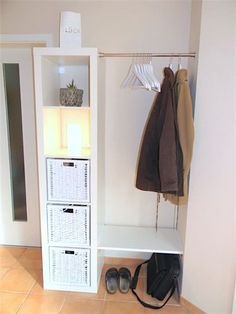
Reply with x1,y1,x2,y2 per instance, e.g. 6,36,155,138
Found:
136,67,184,196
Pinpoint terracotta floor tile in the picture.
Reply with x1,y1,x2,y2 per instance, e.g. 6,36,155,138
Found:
0,246,26,258
105,289,136,302
17,295,65,314
144,305,188,314
180,298,204,314
103,300,145,314
0,254,19,268
16,257,42,270
0,292,27,314
0,268,10,279
19,248,42,260
60,299,104,314
30,277,67,297
16,248,42,270
0,248,24,269
67,275,106,300
28,268,43,280
0,268,36,293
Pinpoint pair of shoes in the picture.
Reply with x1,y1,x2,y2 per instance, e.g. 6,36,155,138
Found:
105,267,131,294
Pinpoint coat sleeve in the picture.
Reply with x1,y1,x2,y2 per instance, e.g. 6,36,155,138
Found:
159,89,179,193
164,80,194,204
177,82,194,175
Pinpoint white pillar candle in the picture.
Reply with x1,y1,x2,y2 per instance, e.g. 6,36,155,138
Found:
67,124,82,156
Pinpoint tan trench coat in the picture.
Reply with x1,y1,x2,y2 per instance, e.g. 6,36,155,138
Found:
164,69,194,205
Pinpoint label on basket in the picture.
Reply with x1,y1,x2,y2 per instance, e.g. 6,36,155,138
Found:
63,208,73,213
65,250,75,254
63,162,74,167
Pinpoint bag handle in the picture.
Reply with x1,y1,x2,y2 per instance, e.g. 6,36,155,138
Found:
131,259,176,310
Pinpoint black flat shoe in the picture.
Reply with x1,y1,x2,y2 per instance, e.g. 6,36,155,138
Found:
118,267,131,293
105,268,119,294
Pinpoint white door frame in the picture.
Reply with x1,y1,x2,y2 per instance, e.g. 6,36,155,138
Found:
0,34,52,247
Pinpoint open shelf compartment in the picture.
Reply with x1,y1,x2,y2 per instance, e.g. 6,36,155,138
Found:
39,48,95,108
43,106,91,158
98,225,183,254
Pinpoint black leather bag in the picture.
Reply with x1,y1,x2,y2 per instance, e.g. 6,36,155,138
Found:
131,253,180,310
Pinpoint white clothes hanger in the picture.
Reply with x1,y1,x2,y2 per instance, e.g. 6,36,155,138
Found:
121,59,141,88
146,55,160,92
135,61,151,90
121,55,160,92
178,57,182,70
142,55,156,89
169,57,173,70
121,56,150,90
135,55,160,92
121,58,136,87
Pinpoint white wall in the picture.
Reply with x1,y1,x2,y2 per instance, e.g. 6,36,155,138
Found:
182,1,236,313
233,280,236,314
1,0,192,229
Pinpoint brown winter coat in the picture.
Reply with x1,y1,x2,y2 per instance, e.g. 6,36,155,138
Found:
136,67,184,196
164,69,194,205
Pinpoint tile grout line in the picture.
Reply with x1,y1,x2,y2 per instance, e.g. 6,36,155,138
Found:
0,247,28,271
58,296,67,314
101,295,106,314
16,248,28,260
102,285,107,313
0,267,12,281
15,275,38,313
14,292,29,314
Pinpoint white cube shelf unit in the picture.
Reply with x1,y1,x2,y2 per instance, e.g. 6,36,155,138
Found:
34,47,183,294
34,47,99,292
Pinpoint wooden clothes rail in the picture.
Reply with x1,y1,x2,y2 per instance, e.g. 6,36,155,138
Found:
99,52,196,58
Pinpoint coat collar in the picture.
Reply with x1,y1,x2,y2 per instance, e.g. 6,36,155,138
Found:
175,69,188,83
163,67,175,87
